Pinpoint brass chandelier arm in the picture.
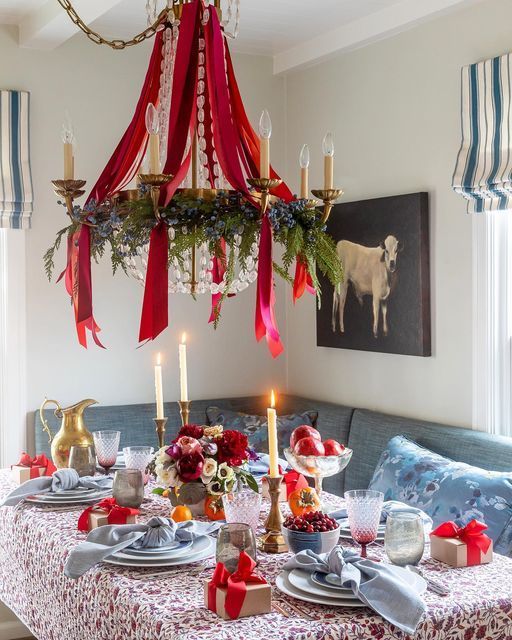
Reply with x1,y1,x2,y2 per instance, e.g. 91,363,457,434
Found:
56,0,168,50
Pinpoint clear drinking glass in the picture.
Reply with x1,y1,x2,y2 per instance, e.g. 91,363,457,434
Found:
93,430,121,475
123,446,154,485
69,444,96,477
385,512,425,566
222,490,262,533
344,489,384,558
113,469,144,508
216,523,257,573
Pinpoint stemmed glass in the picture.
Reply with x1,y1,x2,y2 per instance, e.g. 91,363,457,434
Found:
344,489,384,558
93,430,121,475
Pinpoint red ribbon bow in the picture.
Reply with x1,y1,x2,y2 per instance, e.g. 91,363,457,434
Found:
13,453,56,478
77,497,140,532
431,519,492,565
207,551,267,619
272,466,308,498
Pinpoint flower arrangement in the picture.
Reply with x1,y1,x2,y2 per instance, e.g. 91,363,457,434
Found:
152,424,258,514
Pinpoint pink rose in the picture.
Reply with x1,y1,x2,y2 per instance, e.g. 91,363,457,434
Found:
177,436,202,456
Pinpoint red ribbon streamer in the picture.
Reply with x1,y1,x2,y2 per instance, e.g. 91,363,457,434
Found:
13,453,56,478
77,497,139,532
207,551,267,619
292,258,315,303
431,519,492,565
139,221,169,343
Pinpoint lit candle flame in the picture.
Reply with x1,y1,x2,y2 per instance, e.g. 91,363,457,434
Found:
270,389,276,409
156,352,162,366
181,332,187,344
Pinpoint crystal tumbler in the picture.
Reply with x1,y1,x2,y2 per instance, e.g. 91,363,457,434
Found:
113,469,144,508
385,512,425,566
344,489,384,558
216,523,257,573
222,490,262,533
123,446,154,485
68,444,96,477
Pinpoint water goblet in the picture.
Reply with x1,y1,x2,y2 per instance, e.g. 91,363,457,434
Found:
222,490,262,533
93,430,120,475
216,523,257,573
123,446,154,485
344,489,384,558
385,512,425,566
68,444,96,477
113,469,144,508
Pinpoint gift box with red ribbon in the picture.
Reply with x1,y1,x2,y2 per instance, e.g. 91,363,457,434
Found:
78,497,140,532
430,519,493,567
11,453,57,485
205,551,271,620
261,468,309,502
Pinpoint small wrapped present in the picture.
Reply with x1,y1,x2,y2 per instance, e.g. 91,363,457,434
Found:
205,551,271,620
11,453,57,484
77,497,139,532
261,469,309,502
430,519,493,567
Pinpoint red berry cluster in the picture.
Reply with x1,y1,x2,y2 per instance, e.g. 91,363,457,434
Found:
284,511,338,533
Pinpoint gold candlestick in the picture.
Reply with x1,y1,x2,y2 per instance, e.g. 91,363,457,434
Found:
153,417,168,449
178,400,191,426
247,177,282,216
260,475,288,554
311,188,344,223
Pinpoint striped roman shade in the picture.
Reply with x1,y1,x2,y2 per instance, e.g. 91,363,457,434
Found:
0,90,33,229
452,53,512,213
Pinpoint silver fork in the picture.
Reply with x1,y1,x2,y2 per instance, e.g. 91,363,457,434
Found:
407,565,450,597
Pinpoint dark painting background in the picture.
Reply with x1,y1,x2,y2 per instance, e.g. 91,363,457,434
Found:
316,192,431,356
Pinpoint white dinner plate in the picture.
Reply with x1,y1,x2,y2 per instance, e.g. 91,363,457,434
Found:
32,488,111,500
25,490,112,505
54,487,97,497
288,569,359,600
276,571,366,608
118,539,194,558
104,535,215,567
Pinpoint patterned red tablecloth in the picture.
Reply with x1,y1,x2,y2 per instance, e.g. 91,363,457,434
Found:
1,469,512,640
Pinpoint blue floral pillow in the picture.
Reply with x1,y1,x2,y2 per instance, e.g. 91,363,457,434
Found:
368,435,512,556
206,406,318,455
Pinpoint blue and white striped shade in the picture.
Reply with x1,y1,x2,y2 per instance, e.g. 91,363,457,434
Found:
0,90,33,229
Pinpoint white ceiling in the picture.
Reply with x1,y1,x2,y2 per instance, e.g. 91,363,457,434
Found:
0,0,483,72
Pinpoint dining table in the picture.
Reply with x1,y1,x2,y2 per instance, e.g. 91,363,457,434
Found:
1,468,512,640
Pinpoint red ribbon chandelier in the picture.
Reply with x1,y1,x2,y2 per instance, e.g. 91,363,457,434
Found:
50,0,343,357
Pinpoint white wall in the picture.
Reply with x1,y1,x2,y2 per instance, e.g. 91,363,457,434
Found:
283,0,512,428
0,26,287,423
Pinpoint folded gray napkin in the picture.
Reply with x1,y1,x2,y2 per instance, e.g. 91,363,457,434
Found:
249,453,289,475
64,516,220,579
330,500,433,538
0,469,113,507
284,546,426,635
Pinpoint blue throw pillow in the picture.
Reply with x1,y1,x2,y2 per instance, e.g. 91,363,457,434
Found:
368,435,512,556
205,406,318,455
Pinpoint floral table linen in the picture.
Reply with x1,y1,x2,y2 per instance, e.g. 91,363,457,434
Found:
0,469,512,640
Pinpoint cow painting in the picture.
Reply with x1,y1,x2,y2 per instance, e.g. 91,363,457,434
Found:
332,235,402,338
316,192,431,357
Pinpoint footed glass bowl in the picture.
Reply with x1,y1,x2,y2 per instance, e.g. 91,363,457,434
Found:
284,447,353,498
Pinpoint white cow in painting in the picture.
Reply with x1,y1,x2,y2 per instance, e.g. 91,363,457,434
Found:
332,235,401,338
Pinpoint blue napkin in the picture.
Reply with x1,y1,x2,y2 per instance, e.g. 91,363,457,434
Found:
64,516,220,578
284,546,426,635
248,453,289,476
0,469,113,507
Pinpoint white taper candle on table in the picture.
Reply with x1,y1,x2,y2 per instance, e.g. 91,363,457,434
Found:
267,389,279,478
154,352,164,420
179,333,188,402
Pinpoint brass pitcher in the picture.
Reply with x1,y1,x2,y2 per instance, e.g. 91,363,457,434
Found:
39,398,97,469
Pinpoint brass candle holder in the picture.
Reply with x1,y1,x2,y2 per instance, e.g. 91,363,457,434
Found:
247,177,283,215
178,400,191,427
137,173,173,220
311,188,344,223
51,179,87,221
259,475,288,554
153,417,168,449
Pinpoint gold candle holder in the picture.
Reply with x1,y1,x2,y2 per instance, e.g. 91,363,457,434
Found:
259,475,288,554
178,400,191,427
153,417,168,449
247,177,282,216
137,173,173,220
311,188,344,223
51,179,87,221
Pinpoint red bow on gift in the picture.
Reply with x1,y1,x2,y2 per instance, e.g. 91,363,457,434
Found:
13,453,57,478
77,497,140,532
431,519,492,566
208,551,267,620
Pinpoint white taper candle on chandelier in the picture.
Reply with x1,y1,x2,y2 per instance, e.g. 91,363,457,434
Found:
179,333,188,402
146,103,160,174
62,112,75,180
154,352,164,420
323,132,334,190
259,109,272,179
267,390,279,478
299,144,310,199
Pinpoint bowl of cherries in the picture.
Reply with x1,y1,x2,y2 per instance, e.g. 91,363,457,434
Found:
283,511,340,554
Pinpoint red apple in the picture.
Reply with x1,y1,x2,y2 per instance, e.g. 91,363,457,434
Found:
290,425,321,450
323,439,345,456
294,436,325,457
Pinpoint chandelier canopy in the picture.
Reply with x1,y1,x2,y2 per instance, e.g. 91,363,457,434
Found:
47,0,344,357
